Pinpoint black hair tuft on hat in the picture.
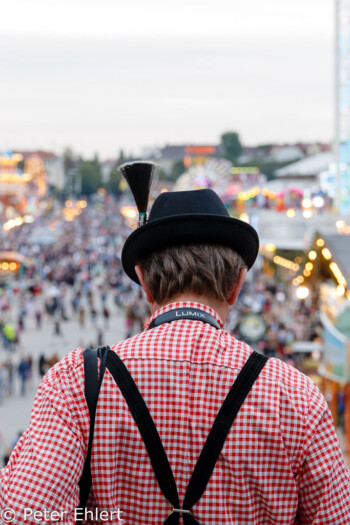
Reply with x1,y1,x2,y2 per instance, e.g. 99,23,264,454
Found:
118,161,157,226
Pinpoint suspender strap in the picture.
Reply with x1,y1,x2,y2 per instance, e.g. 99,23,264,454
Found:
105,350,268,525
77,346,109,522
182,351,268,520
105,351,181,512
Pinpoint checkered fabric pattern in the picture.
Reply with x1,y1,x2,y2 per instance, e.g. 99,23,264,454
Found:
1,301,350,524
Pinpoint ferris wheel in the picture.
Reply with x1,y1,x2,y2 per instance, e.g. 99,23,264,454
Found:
174,158,233,196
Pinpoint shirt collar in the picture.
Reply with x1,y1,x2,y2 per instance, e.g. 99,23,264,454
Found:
146,301,224,330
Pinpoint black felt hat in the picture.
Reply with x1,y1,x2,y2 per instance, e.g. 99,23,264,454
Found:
122,188,259,284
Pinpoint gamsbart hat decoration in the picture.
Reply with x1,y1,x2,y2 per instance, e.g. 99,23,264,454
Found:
120,160,260,285
118,161,157,227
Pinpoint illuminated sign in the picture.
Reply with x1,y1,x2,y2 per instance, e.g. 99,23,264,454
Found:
0,261,19,272
231,167,260,175
184,146,216,155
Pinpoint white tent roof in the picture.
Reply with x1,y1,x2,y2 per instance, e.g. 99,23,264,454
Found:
275,152,334,178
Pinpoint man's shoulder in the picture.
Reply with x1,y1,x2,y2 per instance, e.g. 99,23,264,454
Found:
222,334,325,406
262,354,326,409
263,355,312,388
43,347,85,389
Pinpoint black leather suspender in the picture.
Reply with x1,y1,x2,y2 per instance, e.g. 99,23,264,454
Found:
78,310,268,524
77,346,109,522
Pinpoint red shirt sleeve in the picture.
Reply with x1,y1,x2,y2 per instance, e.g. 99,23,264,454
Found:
0,355,89,525
295,382,350,524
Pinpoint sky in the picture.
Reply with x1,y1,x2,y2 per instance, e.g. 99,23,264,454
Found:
1,0,334,159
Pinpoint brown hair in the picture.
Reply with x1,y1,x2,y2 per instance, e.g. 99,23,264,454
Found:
139,244,246,304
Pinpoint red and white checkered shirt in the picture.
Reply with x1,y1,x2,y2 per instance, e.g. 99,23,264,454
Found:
1,301,350,524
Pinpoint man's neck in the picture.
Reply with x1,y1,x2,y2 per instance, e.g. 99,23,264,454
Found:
150,293,229,324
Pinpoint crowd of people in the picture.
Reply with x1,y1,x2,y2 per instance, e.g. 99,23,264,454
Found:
0,194,148,461
0,193,323,465
227,275,322,360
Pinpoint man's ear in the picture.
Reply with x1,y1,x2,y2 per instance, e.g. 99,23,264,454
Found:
135,265,154,304
227,267,247,306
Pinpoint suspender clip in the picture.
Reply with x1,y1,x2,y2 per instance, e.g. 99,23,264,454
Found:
172,507,191,515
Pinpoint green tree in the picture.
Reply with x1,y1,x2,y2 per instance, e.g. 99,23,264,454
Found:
107,168,122,196
221,132,243,162
168,160,185,182
17,159,25,172
116,149,127,166
62,147,80,195
79,158,102,195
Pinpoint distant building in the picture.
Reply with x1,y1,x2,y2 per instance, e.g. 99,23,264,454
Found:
238,142,331,165
147,144,221,176
268,145,304,163
275,151,335,183
17,150,65,190
0,152,46,217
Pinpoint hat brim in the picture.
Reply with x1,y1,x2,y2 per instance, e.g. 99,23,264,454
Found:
122,214,259,284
